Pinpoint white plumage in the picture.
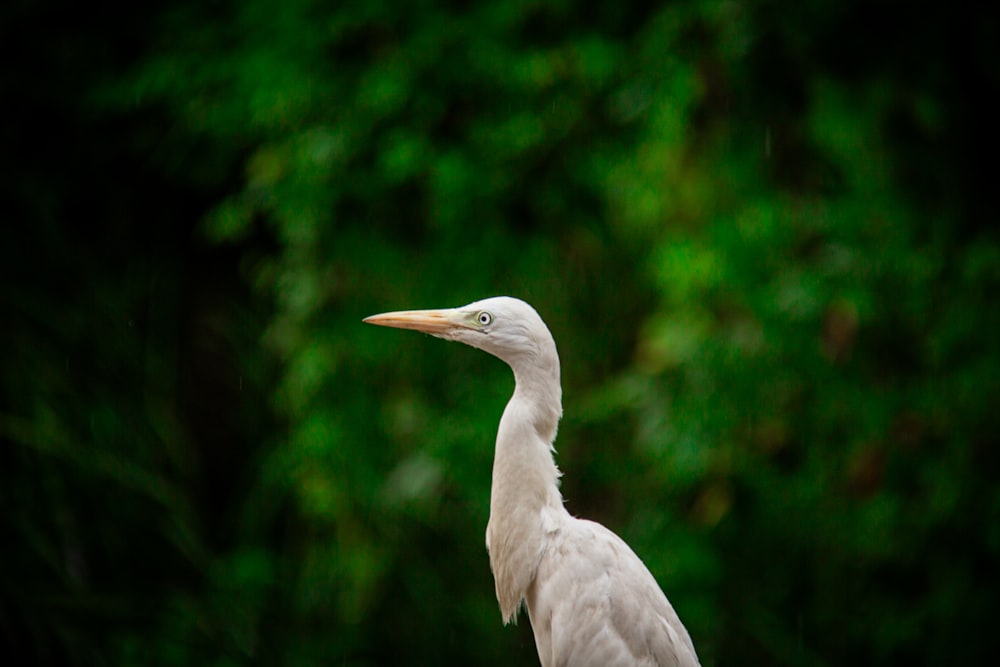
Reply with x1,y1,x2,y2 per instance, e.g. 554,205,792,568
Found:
365,296,699,667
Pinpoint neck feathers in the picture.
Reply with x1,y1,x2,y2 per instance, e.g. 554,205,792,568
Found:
486,343,566,622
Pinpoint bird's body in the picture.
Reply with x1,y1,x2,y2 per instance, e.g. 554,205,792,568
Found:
365,297,699,667
528,518,697,666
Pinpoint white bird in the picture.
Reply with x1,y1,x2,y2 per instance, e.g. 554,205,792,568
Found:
365,296,700,667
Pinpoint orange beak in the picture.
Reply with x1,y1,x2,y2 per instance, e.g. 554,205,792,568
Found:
363,308,464,335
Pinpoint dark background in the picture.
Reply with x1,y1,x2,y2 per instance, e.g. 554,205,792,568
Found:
3,0,998,664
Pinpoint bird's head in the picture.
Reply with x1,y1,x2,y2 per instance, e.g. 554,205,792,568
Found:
364,296,557,372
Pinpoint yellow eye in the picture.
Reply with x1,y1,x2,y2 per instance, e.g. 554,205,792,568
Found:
477,311,493,326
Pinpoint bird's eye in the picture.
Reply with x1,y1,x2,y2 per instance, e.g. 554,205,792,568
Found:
477,311,493,326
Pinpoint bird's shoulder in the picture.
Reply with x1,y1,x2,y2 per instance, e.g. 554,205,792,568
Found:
528,517,699,667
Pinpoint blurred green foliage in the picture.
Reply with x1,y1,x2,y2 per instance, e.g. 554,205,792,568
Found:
3,0,998,665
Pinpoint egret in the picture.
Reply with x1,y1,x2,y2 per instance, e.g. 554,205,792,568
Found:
365,296,700,667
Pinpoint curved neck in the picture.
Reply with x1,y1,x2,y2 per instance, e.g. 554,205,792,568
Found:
494,349,565,520
486,343,566,622
509,345,562,446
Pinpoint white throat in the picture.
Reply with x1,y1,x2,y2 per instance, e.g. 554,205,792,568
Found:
485,341,567,622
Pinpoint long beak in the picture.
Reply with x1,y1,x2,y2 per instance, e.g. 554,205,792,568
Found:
363,308,464,335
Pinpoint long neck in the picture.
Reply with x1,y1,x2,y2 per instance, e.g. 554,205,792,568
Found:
486,345,567,622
